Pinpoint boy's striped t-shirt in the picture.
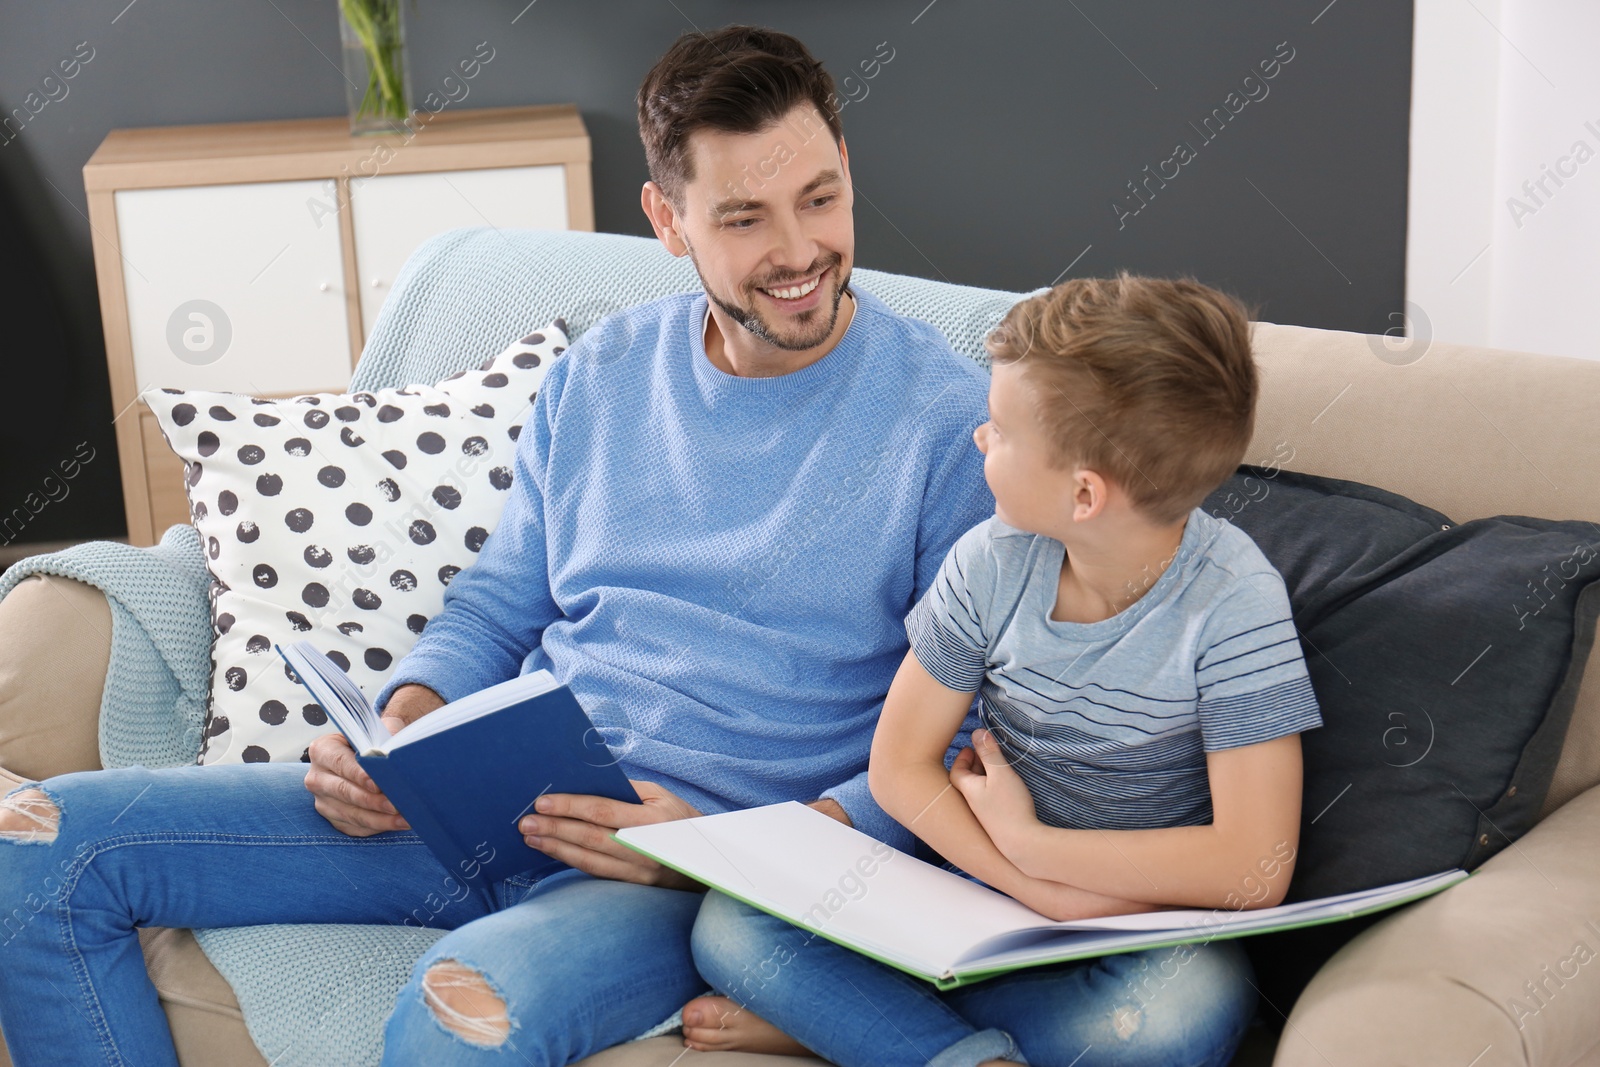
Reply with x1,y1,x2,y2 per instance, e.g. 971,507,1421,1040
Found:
906,507,1323,830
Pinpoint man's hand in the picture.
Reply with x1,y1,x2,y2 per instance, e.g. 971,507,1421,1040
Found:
519,780,704,889
949,728,1041,858
808,797,852,826
379,683,446,737
304,684,444,837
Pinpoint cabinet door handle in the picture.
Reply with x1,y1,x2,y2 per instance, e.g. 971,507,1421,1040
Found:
318,281,331,292
370,278,384,288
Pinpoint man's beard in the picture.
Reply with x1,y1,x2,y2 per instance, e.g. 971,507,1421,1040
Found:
687,245,850,353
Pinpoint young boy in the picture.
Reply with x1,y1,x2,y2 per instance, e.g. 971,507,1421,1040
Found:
682,274,1323,1067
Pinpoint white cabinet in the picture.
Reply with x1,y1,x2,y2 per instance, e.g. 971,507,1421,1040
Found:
117,179,352,395
85,105,593,545
350,165,568,335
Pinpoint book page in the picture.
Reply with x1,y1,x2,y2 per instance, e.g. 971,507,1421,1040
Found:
280,642,383,752
1024,870,1468,934
957,868,1469,975
381,669,560,752
618,802,1057,978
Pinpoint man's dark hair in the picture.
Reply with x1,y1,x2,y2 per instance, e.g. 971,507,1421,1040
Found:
637,25,842,207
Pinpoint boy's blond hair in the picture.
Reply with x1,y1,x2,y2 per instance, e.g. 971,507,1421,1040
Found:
986,272,1258,526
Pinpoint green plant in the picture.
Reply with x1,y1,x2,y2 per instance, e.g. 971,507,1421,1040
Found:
339,0,406,123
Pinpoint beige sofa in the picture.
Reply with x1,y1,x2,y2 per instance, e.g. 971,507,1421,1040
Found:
3,319,1600,1067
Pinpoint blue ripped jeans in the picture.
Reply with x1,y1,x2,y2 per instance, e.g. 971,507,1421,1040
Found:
691,891,1258,1067
0,763,706,1066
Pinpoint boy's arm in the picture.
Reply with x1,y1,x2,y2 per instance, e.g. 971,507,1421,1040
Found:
959,730,1305,909
870,651,1165,921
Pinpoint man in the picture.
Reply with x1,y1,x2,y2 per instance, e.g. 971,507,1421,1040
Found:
0,25,993,1065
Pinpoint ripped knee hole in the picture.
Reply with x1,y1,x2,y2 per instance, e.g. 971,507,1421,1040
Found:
0,790,59,844
422,960,511,1047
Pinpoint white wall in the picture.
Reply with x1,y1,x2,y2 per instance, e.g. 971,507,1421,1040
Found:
1407,0,1600,360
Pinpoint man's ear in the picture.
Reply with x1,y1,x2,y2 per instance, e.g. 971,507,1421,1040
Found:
640,181,689,257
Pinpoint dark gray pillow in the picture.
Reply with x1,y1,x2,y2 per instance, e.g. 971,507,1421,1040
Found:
1205,466,1600,901
1203,466,1600,1013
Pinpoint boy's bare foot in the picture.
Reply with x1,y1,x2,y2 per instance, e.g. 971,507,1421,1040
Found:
680,995,812,1056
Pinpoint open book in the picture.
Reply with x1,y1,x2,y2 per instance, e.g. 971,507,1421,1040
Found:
616,801,1470,989
279,641,638,889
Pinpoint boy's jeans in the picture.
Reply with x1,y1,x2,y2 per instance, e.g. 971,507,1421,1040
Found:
690,890,1258,1067
0,762,708,1066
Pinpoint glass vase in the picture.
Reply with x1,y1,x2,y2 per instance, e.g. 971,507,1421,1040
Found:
338,0,412,137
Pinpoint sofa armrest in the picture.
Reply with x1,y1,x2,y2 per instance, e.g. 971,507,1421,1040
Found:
1274,783,1600,1066
0,574,110,781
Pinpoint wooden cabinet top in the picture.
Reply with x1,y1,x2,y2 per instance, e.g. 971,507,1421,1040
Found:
84,104,590,190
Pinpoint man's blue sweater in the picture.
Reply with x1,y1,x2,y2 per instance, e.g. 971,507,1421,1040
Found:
378,286,994,849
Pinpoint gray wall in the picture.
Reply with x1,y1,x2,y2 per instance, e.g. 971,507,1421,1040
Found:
0,0,1412,542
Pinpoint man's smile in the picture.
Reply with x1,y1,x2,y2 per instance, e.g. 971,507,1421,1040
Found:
758,272,824,301
754,266,831,311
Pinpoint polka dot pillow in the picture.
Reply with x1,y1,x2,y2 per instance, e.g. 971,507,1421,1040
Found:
142,323,568,765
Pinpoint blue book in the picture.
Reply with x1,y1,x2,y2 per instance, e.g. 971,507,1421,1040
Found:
277,641,639,894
